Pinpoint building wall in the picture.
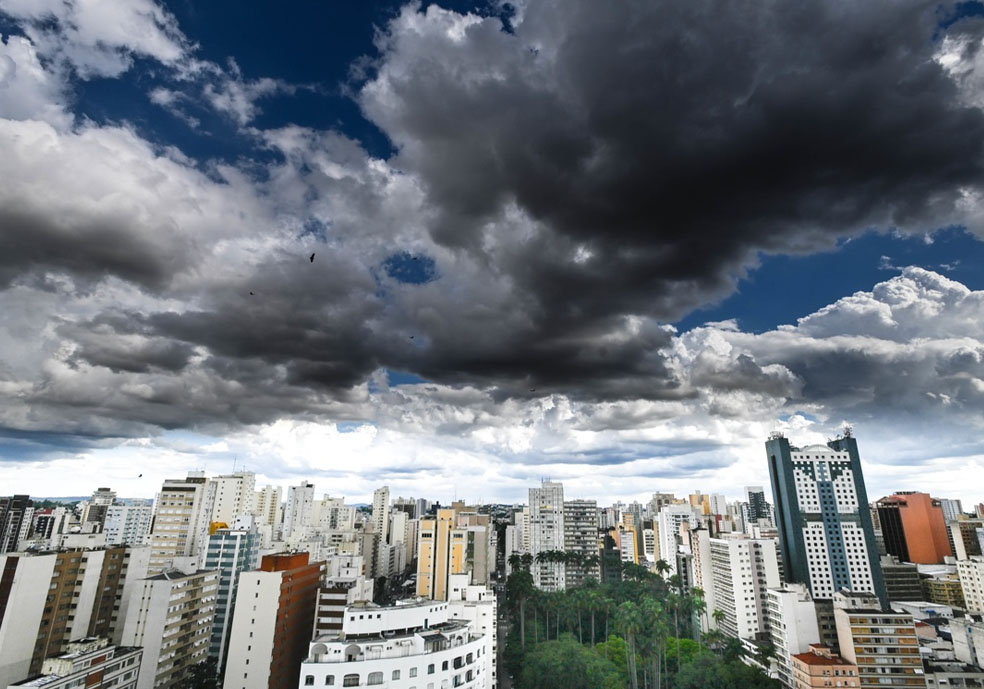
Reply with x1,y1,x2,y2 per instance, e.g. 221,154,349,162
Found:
957,557,984,613
876,493,952,565
0,554,55,688
834,607,925,689
224,573,281,689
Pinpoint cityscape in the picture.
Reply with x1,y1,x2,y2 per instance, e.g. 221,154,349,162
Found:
2,432,984,689
3,1,984,689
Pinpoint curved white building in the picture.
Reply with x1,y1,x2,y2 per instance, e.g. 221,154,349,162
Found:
299,599,489,689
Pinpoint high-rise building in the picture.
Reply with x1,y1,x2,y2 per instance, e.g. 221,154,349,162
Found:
104,501,154,546
940,498,964,523
707,534,781,641
205,524,260,669
950,518,984,560
282,481,315,540
658,503,698,575
746,486,771,524
446,573,498,689
876,492,952,564
923,574,965,608
120,566,219,689
372,486,390,544
950,616,984,669
299,599,490,689
0,546,151,688
529,481,565,590
766,434,887,605
252,485,283,535
211,472,256,524
563,500,599,587
648,492,676,519
147,473,216,573
957,556,984,613
766,583,821,689
80,487,117,528
7,638,143,689
832,591,925,689
222,552,325,689
0,495,33,553
416,508,493,600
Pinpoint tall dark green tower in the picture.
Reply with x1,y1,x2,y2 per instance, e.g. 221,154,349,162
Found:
766,433,887,607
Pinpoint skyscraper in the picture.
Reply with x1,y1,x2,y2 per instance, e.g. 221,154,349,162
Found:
529,480,565,590
282,481,314,539
766,434,887,605
147,473,216,573
0,495,33,553
210,471,256,524
875,492,952,564
205,523,260,669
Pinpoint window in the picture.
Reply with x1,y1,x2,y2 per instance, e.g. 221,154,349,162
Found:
368,672,383,685
325,677,334,685
392,670,401,680
343,675,359,687
428,664,435,674
442,661,449,671
410,668,417,678
305,676,315,686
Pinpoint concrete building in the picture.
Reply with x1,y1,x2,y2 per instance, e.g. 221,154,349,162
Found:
876,493,953,565
0,495,33,553
7,638,142,689
104,501,154,546
957,557,984,613
766,584,821,689
416,509,494,601
529,481,566,591
766,435,887,605
205,524,260,669
283,482,315,540
923,574,965,608
707,534,781,641
951,520,984,560
791,644,859,689
0,546,151,688
563,500,599,587
120,567,219,689
299,598,490,689
148,473,216,574
746,486,772,525
833,591,925,689
313,557,375,638
880,555,924,602
658,503,698,575
940,499,964,524
253,485,283,536
950,615,984,669
447,573,498,689
211,472,257,525
222,552,325,689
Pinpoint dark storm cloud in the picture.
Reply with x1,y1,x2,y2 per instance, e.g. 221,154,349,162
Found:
362,0,984,332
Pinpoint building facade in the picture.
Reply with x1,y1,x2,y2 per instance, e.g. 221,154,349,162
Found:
223,552,325,689
529,481,566,591
205,526,260,669
876,493,952,565
120,567,219,689
8,638,142,689
148,474,216,574
766,435,887,605
299,599,490,689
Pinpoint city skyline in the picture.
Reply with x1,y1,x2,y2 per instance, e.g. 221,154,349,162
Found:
2,2,984,506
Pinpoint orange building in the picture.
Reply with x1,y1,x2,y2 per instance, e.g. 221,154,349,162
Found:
876,492,953,564
792,644,859,689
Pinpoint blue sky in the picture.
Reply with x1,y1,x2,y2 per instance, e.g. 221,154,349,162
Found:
1,0,984,505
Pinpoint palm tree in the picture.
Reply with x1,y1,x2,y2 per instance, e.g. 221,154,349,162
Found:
616,601,643,689
654,559,671,579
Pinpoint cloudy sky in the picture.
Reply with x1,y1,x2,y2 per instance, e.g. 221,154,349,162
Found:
2,0,984,506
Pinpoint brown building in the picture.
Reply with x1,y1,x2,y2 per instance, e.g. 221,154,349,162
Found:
223,552,325,689
792,644,859,689
0,546,151,688
923,574,966,609
834,593,926,689
876,492,952,564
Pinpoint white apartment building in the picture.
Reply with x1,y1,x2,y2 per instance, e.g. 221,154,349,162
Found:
707,534,781,641
120,567,219,689
447,574,497,689
211,472,256,525
299,598,490,689
253,485,284,535
283,481,315,540
529,481,565,591
148,473,216,574
957,556,984,613
658,503,698,575
766,583,821,689
105,502,154,546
